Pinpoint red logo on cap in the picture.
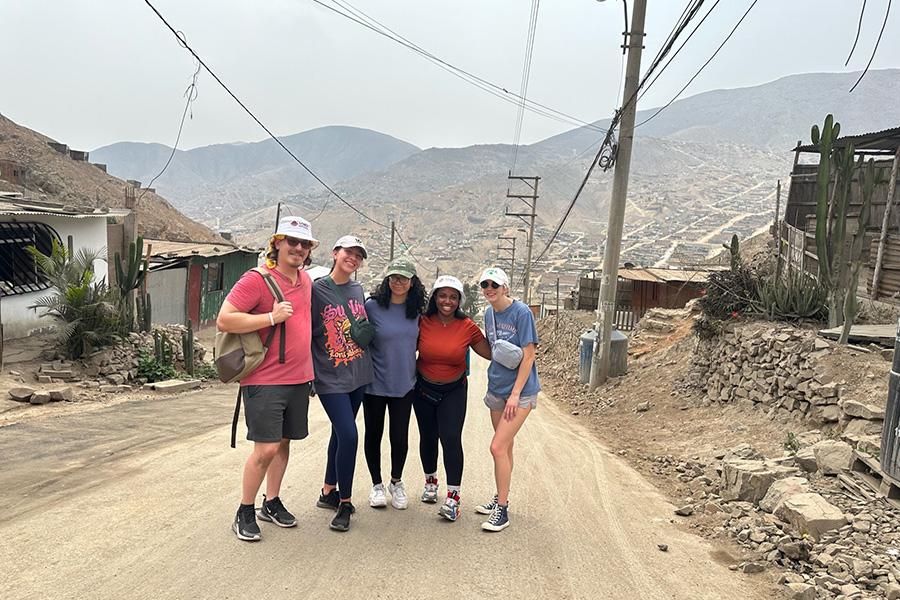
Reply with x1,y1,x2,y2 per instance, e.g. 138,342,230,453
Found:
291,220,299,227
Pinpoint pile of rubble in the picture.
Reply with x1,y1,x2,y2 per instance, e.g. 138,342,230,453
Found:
7,325,209,401
686,322,886,443
665,438,900,599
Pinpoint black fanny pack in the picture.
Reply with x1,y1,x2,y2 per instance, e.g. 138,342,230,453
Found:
416,374,465,406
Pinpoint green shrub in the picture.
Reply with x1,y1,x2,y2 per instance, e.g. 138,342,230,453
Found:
697,262,759,320
193,361,218,381
783,432,801,456
755,270,827,321
137,351,176,383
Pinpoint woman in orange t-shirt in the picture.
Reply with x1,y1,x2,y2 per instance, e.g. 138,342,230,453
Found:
414,275,491,522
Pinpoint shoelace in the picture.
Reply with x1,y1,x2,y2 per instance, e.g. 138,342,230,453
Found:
489,506,505,525
393,483,407,499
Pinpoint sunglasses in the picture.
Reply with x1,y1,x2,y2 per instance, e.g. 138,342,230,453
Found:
480,281,501,289
389,274,411,284
279,236,314,249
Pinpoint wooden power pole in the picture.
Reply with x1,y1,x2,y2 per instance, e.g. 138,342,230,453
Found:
505,174,539,304
590,0,647,388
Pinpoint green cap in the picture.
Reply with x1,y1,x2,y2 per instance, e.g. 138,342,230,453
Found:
385,257,416,279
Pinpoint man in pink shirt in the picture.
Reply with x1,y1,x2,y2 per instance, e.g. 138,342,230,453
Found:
217,216,317,542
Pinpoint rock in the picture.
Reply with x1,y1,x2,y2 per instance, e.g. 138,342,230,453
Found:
778,540,809,561
720,459,797,504
723,443,763,461
795,447,817,472
822,404,841,422
99,385,123,393
40,369,74,379
147,379,201,393
841,400,886,421
674,505,693,516
657,543,668,552
29,392,51,405
785,582,815,600
886,583,900,600
106,373,126,385
760,476,810,513
48,387,73,402
635,401,650,413
741,562,765,574
812,439,854,475
852,558,874,578
774,492,846,540
852,519,871,533
8,387,35,402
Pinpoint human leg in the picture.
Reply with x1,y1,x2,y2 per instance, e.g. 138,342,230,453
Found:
319,389,363,501
387,390,414,481
412,392,440,502
363,394,388,485
490,406,532,505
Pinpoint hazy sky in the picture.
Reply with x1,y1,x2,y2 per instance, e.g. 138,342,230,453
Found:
3,0,899,151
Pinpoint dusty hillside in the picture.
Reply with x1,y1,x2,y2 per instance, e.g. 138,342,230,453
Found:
0,114,220,243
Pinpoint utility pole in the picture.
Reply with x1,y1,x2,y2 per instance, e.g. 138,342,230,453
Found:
590,0,647,389
273,201,282,232
497,235,517,293
390,220,396,260
505,174,539,304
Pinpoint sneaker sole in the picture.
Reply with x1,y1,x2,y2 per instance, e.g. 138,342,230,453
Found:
232,522,261,541
369,498,388,508
421,496,437,504
257,511,297,528
438,508,459,522
481,521,510,532
316,500,339,511
391,500,409,510
329,521,350,532
474,506,496,515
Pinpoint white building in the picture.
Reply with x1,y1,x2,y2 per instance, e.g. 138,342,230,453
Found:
0,195,110,340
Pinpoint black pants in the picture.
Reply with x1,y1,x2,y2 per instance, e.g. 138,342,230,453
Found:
412,377,467,487
363,390,414,485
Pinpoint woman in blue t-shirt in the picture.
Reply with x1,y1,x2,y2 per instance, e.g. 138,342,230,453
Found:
475,266,540,533
362,257,426,511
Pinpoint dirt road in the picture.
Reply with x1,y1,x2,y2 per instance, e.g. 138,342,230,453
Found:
1,360,774,599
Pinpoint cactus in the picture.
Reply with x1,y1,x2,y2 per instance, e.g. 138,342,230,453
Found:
839,157,883,344
153,331,174,367
182,321,195,377
721,234,740,271
114,236,148,333
137,292,152,332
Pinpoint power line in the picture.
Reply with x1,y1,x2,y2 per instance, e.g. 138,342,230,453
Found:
845,0,868,66
635,0,759,128
309,0,605,133
138,48,201,204
141,0,430,273
142,0,389,230
511,0,541,174
848,0,891,93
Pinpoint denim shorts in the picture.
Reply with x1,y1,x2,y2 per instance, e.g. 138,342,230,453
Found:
483,391,538,412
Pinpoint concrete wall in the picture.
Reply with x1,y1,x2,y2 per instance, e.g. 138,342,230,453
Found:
147,267,187,326
1,214,109,340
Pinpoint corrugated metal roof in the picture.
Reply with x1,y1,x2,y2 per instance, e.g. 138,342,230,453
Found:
793,126,900,154
145,238,257,259
616,267,723,283
0,199,109,219
617,268,660,282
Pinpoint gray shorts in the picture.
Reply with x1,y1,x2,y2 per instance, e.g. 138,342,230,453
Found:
243,383,311,442
483,391,538,412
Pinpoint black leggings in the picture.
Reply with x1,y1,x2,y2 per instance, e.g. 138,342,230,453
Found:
412,377,467,487
363,391,414,484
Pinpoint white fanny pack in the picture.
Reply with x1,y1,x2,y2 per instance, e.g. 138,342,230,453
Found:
489,306,524,370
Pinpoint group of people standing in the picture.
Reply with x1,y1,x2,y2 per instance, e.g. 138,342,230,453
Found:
217,215,540,541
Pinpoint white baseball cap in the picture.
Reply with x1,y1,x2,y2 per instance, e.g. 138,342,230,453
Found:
431,275,466,304
333,235,368,259
274,216,318,248
479,267,510,287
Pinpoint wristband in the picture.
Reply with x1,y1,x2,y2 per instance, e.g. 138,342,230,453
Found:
268,312,275,326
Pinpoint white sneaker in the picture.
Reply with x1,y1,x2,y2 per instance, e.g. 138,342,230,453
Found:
388,480,409,510
369,483,387,508
421,480,439,503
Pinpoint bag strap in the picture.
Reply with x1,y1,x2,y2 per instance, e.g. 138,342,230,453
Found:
489,307,498,342
230,387,242,448
325,276,360,327
253,268,286,363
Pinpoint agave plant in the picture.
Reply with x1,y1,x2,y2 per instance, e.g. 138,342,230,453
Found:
755,270,827,321
27,240,121,358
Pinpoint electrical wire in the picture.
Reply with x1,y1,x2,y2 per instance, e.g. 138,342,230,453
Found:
309,0,605,133
845,0,868,66
848,0,891,93
141,0,432,272
635,0,759,129
138,46,200,204
511,0,541,175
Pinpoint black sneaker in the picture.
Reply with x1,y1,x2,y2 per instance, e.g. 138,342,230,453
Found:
330,502,355,532
233,505,261,542
317,488,340,511
258,494,297,528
